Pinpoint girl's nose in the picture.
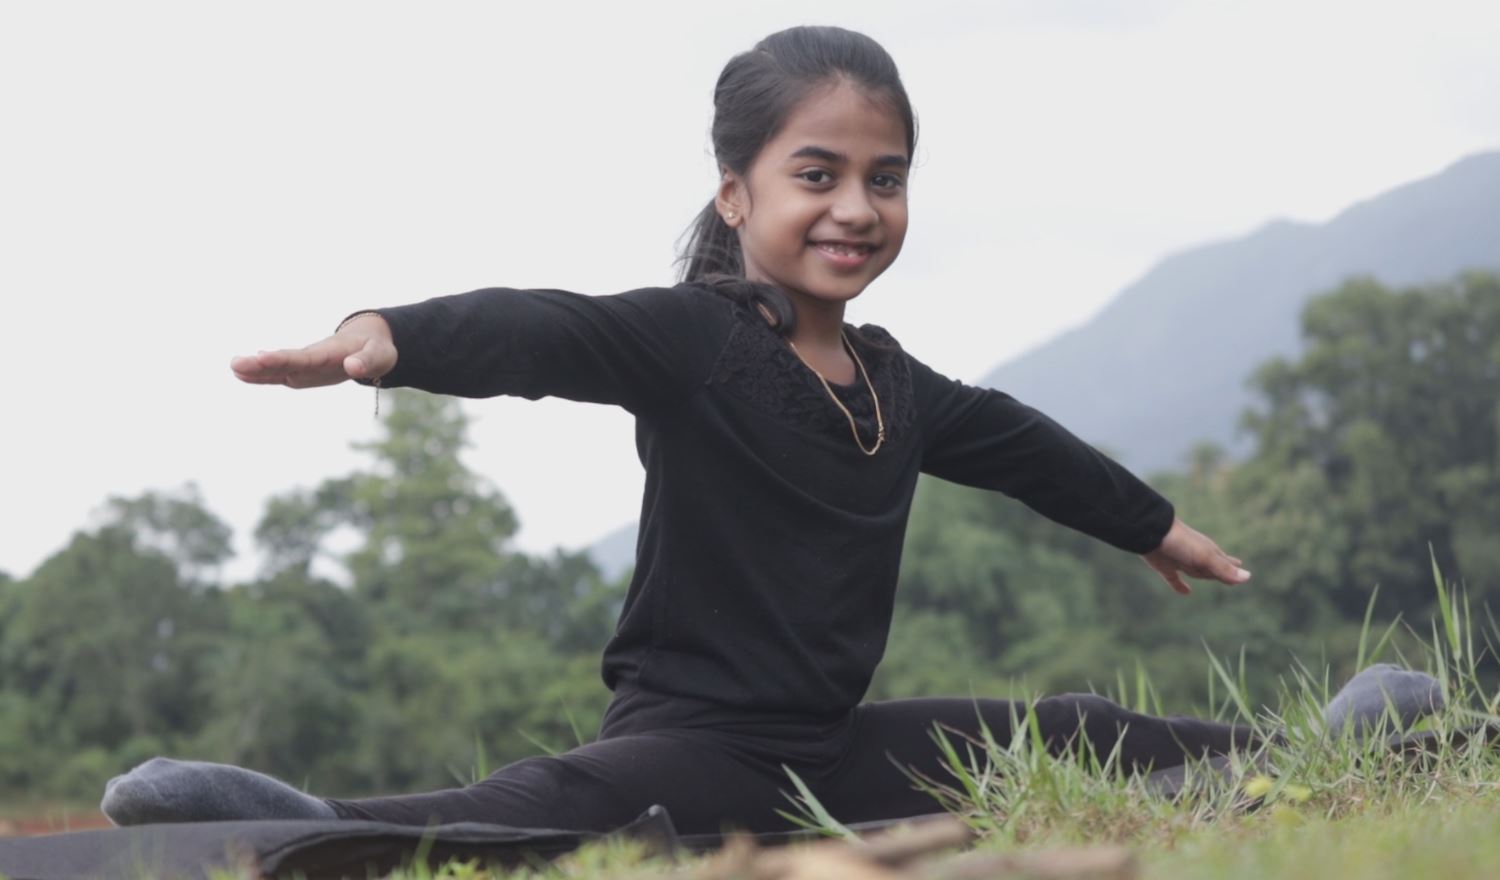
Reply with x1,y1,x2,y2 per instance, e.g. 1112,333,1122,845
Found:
829,184,879,227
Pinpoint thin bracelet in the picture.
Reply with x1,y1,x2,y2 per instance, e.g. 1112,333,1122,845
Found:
336,311,385,417
336,310,384,333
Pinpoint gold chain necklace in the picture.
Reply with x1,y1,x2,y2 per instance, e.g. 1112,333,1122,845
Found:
787,332,886,456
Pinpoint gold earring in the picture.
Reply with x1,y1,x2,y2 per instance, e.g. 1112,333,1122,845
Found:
725,211,736,220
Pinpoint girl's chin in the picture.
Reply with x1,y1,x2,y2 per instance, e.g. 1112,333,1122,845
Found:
784,283,869,307
747,269,882,306
796,272,885,303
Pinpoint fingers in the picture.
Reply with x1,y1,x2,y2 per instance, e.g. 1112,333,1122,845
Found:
1142,553,1193,596
230,352,312,385
1186,551,1250,585
1166,570,1193,596
230,336,359,388
1142,530,1250,594
1212,557,1252,585
229,354,281,384
1204,544,1251,585
1162,555,1249,591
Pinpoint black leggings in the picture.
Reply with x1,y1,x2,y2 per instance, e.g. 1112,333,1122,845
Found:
325,693,1257,834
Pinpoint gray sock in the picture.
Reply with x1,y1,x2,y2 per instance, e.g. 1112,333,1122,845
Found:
1143,665,1444,803
1323,664,1444,740
101,757,337,826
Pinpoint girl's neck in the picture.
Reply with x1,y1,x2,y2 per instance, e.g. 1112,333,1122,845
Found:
749,280,856,381
774,285,847,349
783,295,856,385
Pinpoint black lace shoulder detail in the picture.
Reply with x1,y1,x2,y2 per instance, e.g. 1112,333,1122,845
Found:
707,303,916,446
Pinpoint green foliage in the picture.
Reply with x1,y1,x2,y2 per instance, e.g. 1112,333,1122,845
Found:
0,519,227,758
1238,272,1500,619
353,395,516,626
102,484,234,585
0,390,618,802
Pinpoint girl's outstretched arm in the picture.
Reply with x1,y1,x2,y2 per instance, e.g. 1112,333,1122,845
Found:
909,355,1251,595
1140,518,1251,595
331,287,725,415
231,286,727,415
230,313,397,389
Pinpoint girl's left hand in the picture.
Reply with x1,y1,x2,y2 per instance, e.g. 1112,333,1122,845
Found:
1141,518,1251,595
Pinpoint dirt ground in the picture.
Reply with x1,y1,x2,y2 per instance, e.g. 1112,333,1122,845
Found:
0,805,112,837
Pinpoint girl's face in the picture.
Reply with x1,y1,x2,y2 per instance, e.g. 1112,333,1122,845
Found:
718,79,910,314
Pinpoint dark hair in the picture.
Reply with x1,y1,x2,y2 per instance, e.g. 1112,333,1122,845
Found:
677,26,918,336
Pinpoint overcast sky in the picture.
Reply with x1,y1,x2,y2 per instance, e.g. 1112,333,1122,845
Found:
3,0,1497,582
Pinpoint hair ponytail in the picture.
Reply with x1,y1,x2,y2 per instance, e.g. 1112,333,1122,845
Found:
678,198,797,333
680,199,740,281
676,26,917,338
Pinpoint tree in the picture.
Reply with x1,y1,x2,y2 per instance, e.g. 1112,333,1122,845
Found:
257,391,523,632
1236,272,1500,618
0,487,230,790
101,485,234,587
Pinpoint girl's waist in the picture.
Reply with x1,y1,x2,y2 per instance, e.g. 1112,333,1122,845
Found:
601,683,854,746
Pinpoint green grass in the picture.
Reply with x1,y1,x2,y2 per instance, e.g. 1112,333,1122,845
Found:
1162,799,1500,878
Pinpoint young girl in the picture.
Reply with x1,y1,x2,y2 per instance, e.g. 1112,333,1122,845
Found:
101,26,1436,834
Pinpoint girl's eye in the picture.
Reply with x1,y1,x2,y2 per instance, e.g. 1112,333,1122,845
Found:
799,169,833,184
872,174,905,190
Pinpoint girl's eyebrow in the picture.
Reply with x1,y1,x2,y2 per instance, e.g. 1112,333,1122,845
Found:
789,145,909,168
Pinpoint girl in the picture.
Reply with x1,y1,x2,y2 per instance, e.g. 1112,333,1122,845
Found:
101,26,1432,834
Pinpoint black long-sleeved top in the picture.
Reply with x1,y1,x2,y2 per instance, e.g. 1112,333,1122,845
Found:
370,283,1174,721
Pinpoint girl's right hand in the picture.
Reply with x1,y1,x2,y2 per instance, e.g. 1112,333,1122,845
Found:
1140,517,1250,595
230,312,398,388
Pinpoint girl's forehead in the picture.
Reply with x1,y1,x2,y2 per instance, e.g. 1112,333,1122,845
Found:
769,80,910,161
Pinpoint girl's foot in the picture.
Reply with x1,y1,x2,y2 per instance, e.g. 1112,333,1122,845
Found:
1322,663,1444,738
1146,664,1445,800
101,757,337,825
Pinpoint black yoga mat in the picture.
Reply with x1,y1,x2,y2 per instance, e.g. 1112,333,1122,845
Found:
0,806,681,880
0,807,943,880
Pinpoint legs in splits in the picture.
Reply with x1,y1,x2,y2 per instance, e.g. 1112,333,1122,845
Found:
101,667,1450,828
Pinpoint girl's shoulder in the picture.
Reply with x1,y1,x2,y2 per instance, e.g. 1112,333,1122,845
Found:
847,322,913,380
849,321,904,351
600,280,742,342
610,280,736,312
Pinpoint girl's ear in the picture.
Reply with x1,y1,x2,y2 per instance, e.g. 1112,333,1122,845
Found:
716,169,747,228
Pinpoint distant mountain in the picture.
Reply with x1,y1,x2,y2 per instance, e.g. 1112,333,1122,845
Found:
587,520,638,582
978,151,1500,474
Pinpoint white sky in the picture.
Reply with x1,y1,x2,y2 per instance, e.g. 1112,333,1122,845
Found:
2,0,1497,582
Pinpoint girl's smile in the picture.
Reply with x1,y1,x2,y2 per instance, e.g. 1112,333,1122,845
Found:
811,240,878,268
717,79,911,324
